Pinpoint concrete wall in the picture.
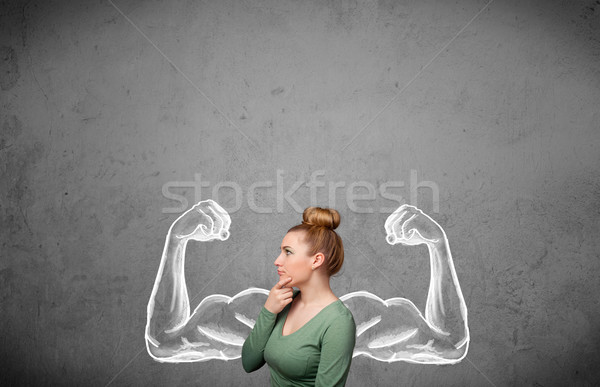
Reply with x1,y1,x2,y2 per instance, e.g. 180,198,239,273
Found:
1,0,599,385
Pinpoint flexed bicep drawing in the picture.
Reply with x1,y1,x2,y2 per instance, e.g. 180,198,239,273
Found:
145,200,267,362
341,205,469,364
145,200,469,364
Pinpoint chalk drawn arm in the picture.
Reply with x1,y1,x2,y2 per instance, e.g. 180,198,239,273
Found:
342,205,469,364
145,199,268,362
145,200,468,365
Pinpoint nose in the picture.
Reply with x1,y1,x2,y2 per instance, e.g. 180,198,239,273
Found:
274,254,283,266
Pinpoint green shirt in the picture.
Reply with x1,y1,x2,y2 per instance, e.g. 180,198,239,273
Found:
242,289,356,386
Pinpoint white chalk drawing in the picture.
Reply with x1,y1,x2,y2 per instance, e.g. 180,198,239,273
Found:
146,199,469,364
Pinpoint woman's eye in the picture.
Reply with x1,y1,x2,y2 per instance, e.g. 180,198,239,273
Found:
285,250,292,255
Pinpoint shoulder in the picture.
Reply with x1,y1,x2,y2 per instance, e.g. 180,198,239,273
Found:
334,299,354,317
320,302,356,345
326,301,356,328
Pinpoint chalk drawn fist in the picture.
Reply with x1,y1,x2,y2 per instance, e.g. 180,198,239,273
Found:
170,199,231,242
384,204,445,246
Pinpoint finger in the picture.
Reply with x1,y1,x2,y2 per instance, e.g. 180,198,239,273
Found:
391,210,410,239
386,234,397,245
208,205,232,240
278,277,292,288
209,200,232,228
401,213,418,239
384,206,405,231
280,287,293,296
385,208,408,236
205,205,230,240
196,207,214,233
202,205,221,233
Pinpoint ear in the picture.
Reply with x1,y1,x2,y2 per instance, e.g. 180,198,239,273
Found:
312,252,325,268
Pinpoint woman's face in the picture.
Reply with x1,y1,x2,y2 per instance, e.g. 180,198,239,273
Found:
274,231,313,287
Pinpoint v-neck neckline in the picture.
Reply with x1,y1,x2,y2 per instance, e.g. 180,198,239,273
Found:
280,291,340,338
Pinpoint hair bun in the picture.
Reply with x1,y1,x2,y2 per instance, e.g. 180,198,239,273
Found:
302,207,340,230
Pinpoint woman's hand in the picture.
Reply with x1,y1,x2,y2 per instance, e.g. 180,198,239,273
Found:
264,277,293,314
169,199,231,242
384,204,445,247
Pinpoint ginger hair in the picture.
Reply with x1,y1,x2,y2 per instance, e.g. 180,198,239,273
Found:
287,207,344,276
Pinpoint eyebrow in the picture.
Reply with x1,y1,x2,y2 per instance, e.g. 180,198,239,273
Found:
281,246,294,250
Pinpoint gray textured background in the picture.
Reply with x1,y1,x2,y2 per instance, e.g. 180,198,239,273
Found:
1,0,599,385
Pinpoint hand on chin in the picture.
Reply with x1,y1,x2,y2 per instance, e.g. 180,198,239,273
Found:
280,274,293,287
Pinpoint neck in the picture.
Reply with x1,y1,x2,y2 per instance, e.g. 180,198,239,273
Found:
295,273,336,306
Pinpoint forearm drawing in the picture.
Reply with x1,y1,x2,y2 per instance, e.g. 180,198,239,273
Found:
145,200,469,364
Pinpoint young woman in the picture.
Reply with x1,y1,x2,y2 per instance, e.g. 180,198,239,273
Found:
241,206,356,386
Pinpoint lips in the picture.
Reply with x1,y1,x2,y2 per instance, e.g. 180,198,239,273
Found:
277,271,284,275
